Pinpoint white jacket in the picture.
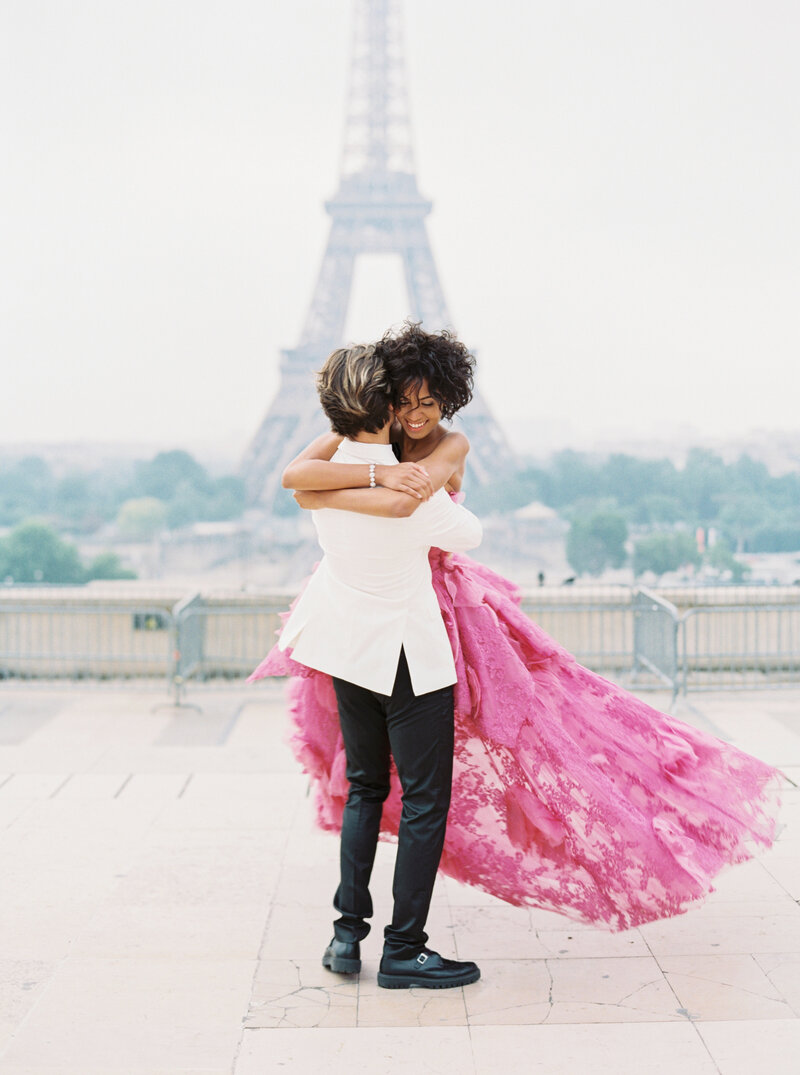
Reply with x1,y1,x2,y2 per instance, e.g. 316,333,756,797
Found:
279,438,483,695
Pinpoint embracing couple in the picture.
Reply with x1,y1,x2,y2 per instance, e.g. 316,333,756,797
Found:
272,325,482,989
255,323,782,980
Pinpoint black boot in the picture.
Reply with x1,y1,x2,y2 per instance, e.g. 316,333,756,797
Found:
322,937,361,975
378,948,480,989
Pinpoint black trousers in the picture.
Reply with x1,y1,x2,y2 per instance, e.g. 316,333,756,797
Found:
331,649,454,959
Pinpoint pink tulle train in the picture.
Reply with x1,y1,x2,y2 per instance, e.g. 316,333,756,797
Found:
249,549,782,931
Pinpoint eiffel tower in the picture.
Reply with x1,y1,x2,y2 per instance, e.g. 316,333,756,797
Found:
243,0,515,512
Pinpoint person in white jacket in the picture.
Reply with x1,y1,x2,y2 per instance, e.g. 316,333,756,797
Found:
278,342,483,989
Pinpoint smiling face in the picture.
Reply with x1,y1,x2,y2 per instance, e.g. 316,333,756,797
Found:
394,378,443,440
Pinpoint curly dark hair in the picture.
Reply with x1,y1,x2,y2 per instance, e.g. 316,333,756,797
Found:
376,322,475,420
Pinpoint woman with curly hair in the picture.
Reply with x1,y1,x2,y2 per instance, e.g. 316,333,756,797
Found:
273,322,477,512
249,322,782,934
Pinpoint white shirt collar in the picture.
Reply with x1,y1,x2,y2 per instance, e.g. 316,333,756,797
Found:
339,439,397,463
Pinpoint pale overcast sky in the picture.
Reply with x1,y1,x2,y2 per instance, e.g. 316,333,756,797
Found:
1,0,798,459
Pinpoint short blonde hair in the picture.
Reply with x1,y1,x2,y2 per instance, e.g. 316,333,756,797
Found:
316,343,392,437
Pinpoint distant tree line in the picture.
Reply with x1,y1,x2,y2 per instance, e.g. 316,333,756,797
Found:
3,444,798,584
0,521,136,584
468,447,800,579
0,450,247,535
0,449,247,584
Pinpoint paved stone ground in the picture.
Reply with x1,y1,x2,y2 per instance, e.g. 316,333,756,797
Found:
0,683,798,1074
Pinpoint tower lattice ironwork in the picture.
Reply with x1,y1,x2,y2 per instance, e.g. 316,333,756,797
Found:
243,0,514,512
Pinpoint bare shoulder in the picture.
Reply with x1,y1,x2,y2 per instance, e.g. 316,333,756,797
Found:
423,430,469,493
439,429,470,459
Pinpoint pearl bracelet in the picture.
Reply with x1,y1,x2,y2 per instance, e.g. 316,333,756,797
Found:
369,463,376,488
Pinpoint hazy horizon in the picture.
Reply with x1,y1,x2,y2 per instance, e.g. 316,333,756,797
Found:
2,0,798,459
2,420,799,480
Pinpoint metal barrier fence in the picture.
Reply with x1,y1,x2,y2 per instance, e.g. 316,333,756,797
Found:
520,589,635,678
681,602,800,691
633,588,680,699
520,588,684,697
0,589,286,700
1,585,798,699
172,592,205,699
171,601,286,703
0,599,176,687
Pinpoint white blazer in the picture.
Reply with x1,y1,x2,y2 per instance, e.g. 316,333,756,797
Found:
279,438,483,695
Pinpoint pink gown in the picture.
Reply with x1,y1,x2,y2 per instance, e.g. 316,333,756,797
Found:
249,543,782,932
